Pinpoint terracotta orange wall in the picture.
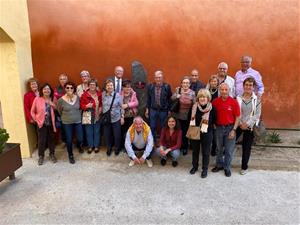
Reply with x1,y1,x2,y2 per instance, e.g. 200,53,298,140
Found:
27,0,300,128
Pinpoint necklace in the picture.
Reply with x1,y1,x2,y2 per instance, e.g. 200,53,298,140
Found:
210,88,218,95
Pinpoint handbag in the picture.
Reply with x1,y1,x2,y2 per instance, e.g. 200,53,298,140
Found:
82,110,92,125
186,125,201,140
100,92,116,125
170,88,181,113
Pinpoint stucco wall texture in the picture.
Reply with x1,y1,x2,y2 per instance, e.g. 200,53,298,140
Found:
27,0,300,128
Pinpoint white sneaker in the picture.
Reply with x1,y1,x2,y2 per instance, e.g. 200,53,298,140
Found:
129,160,135,167
146,159,153,168
240,169,248,175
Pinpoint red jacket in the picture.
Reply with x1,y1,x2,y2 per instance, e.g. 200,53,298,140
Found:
24,91,37,123
80,90,102,114
159,128,182,151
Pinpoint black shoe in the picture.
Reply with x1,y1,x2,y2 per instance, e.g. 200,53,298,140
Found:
106,148,112,156
224,169,231,177
172,161,178,167
38,157,44,166
211,150,216,157
50,154,57,163
114,150,120,156
78,147,84,154
182,149,188,156
189,167,198,175
69,156,75,164
201,170,208,178
94,148,99,153
211,166,224,173
87,148,93,154
160,158,167,166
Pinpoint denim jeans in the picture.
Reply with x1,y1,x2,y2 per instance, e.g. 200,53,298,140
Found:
85,120,101,148
149,108,168,139
62,123,83,157
155,147,180,161
215,125,236,170
103,120,121,152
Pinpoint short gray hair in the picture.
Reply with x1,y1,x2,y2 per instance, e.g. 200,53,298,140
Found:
241,55,252,62
218,62,228,69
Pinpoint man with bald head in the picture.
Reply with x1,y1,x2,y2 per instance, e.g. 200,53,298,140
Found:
125,116,154,167
145,70,172,140
235,56,264,98
216,62,235,98
212,83,240,177
190,69,205,94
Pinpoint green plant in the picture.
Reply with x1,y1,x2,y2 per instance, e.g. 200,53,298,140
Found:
267,131,282,144
0,128,9,153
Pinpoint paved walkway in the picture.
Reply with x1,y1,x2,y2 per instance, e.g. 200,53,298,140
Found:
0,150,299,225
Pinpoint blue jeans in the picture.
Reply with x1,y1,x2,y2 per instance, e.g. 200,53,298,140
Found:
85,120,101,148
149,108,168,139
103,120,121,151
215,125,236,170
62,123,83,157
156,147,180,161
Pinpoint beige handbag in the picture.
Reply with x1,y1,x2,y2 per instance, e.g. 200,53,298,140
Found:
82,111,92,124
186,125,201,140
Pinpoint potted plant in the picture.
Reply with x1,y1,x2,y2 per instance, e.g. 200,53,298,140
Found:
0,128,22,182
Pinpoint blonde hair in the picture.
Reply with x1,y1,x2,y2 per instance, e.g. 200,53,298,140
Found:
196,88,212,102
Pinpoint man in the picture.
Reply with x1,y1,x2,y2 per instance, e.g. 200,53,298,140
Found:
190,69,205,94
77,70,91,97
110,66,124,94
212,83,240,177
125,116,154,167
235,56,264,98
145,70,172,139
216,62,235,98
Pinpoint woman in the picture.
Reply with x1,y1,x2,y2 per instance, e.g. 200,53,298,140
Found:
31,83,57,165
189,89,216,178
57,82,83,164
236,77,261,175
171,76,195,155
80,79,102,154
120,80,139,150
54,73,68,100
24,78,39,124
53,73,68,144
157,116,182,167
206,74,219,156
102,79,124,156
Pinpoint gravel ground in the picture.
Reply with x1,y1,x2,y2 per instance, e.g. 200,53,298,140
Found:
0,154,299,225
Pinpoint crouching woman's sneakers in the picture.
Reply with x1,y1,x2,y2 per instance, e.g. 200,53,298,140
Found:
146,159,153,168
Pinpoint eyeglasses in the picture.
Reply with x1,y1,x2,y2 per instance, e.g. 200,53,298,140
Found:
65,86,74,90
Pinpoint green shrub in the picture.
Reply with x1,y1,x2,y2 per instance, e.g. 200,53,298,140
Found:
0,128,9,153
267,131,282,144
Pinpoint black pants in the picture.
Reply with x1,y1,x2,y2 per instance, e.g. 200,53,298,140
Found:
104,120,121,152
38,125,55,157
179,119,190,150
236,127,254,170
211,128,217,155
190,131,213,170
121,117,134,149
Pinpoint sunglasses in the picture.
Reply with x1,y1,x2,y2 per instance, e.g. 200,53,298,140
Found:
65,86,74,90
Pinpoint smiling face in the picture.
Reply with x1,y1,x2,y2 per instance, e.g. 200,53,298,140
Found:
190,70,199,83
218,65,228,77
134,118,143,132
219,83,229,99
241,56,252,72
154,71,163,85
30,81,38,92
59,75,68,87
65,84,74,95
89,82,97,92
81,74,90,84
123,84,131,94
243,80,254,95
167,117,176,129
114,66,124,79
198,95,208,106
209,78,218,89
105,81,114,93
42,85,51,97
181,78,190,90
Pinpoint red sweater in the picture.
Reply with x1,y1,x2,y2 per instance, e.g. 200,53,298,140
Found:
24,91,37,123
80,90,102,113
159,128,182,151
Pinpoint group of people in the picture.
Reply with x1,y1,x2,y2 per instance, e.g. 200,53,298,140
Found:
24,55,263,178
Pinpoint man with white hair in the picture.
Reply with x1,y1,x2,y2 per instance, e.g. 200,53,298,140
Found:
235,56,264,98
212,83,240,177
145,70,172,140
125,116,154,167
217,62,235,98
109,66,124,94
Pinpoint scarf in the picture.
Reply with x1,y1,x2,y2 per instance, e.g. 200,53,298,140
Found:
191,102,212,124
128,121,151,143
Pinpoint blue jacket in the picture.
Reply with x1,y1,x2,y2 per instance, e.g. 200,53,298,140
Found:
147,83,172,111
